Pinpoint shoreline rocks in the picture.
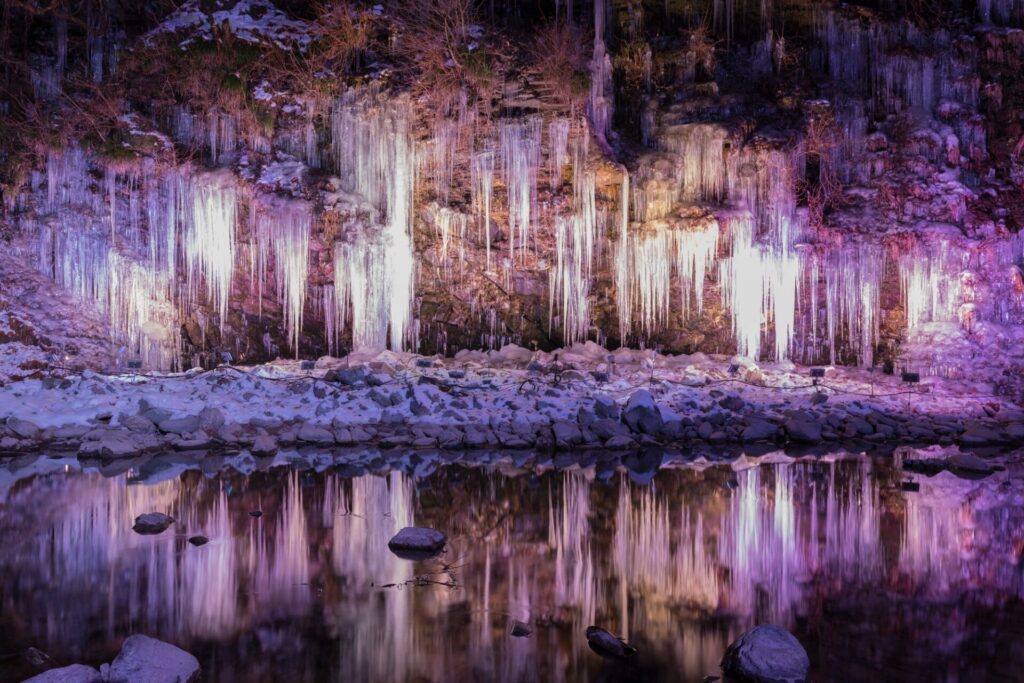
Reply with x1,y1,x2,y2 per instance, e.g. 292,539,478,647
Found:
721,624,809,683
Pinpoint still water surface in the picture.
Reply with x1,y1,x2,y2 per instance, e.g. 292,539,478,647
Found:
1,450,1023,682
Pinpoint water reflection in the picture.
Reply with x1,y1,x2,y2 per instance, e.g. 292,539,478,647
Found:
1,452,1023,682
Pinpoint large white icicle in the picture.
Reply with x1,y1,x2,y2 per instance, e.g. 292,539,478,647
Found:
500,118,543,263
471,151,495,268
899,238,964,331
186,171,237,330
254,196,312,355
549,158,598,343
718,214,800,361
661,123,729,203
330,91,417,351
820,245,884,367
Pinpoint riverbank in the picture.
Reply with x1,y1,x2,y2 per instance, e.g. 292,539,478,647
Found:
1,343,1022,458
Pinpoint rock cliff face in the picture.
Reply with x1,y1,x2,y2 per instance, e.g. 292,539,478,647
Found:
1,0,1022,400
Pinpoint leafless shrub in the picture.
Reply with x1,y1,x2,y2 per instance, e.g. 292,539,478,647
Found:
530,23,590,113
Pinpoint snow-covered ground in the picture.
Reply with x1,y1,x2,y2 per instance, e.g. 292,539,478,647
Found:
1,341,1022,458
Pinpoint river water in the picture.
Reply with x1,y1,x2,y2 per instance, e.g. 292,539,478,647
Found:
1,448,1022,682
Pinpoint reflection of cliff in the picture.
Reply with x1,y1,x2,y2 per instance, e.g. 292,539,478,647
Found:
1,457,1023,681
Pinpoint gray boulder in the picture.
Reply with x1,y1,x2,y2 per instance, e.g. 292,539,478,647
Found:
297,423,334,444
623,390,663,435
250,434,278,456
107,635,200,683
6,417,40,440
156,416,199,435
593,395,619,420
197,407,225,432
23,664,103,683
721,624,809,683
132,512,174,535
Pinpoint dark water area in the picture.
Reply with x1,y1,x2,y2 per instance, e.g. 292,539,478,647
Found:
1,449,1023,682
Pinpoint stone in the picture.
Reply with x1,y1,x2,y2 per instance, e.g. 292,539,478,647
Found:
388,526,447,558
720,624,809,683
250,434,278,456
79,432,148,458
197,407,225,432
335,366,369,385
156,416,199,435
23,664,103,683
622,390,663,435
188,536,209,546
947,452,995,476
604,435,637,449
960,425,1005,446
510,620,533,637
6,416,40,440
107,634,200,683
552,420,583,446
297,423,334,444
785,419,822,444
120,414,157,434
742,419,778,442
719,394,745,412
132,512,174,535
593,395,619,420
585,626,636,659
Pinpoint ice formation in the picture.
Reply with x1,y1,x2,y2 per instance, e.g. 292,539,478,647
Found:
330,91,417,351
253,196,312,354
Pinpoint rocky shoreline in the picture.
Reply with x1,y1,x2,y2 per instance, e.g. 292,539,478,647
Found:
1,345,1022,459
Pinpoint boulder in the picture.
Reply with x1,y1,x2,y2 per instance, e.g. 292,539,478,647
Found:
720,624,809,683
297,423,334,444
132,512,174,535
197,407,225,432
6,417,40,440
784,419,822,444
593,395,619,420
742,419,778,442
388,527,447,558
107,635,200,683
156,416,199,435
622,390,663,435
23,664,103,683
719,394,746,412
250,434,278,456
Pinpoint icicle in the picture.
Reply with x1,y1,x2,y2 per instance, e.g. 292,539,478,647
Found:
549,163,598,343
471,151,495,268
254,196,312,355
330,90,417,351
661,123,729,203
499,118,543,263
186,171,237,331
899,238,965,331
548,118,571,190
430,118,458,206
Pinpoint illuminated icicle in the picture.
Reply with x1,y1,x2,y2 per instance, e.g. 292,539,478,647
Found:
821,245,884,366
330,91,417,350
430,118,458,206
615,214,720,339
662,123,729,203
254,196,312,355
500,118,543,263
548,118,571,190
186,171,237,330
718,214,800,360
471,151,495,268
899,238,965,331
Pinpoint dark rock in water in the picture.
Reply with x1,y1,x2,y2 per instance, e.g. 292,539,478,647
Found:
510,620,533,637
900,481,920,492
720,624,809,683
132,512,174,535
22,664,103,683
387,526,447,559
187,535,209,547
156,416,199,435
107,634,200,683
585,626,636,659
947,453,996,476
249,510,263,518
742,419,778,442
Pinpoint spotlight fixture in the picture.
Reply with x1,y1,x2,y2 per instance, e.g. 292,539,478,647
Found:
901,372,921,384
727,364,740,375
127,359,143,370
300,360,316,371
809,368,826,378
221,351,233,364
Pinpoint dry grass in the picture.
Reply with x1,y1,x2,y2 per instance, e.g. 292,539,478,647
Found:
530,23,590,112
